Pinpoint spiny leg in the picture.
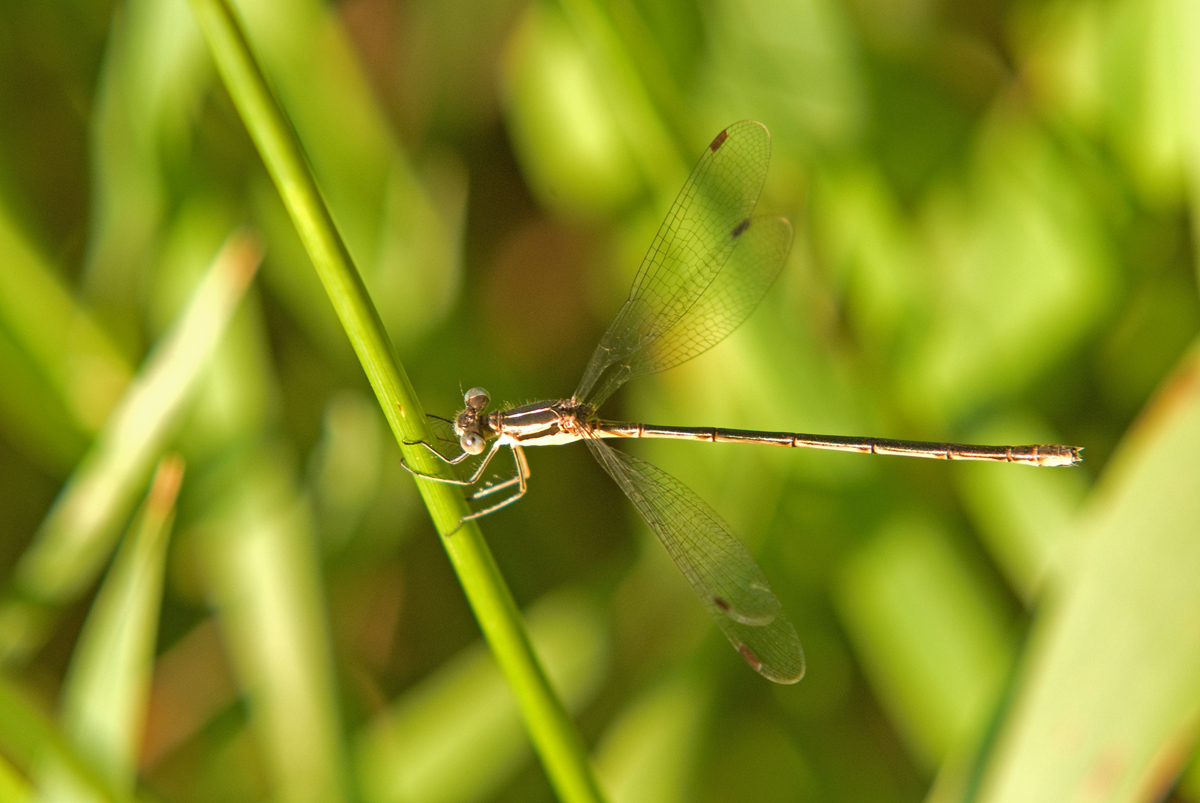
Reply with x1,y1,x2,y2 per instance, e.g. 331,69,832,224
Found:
404,438,477,465
461,444,530,521
471,442,530,500
400,438,507,487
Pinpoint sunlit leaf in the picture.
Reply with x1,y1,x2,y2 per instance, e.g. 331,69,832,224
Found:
979,339,1200,803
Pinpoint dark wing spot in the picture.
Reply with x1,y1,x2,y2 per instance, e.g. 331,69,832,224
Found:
731,218,751,238
737,642,763,671
713,596,731,613
710,129,729,152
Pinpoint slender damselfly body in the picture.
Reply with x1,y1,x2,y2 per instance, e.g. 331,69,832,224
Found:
406,121,1082,683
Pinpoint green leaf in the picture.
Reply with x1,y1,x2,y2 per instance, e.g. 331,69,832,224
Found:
978,338,1200,802
200,450,350,803
0,234,261,665
836,517,1015,767
39,457,183,802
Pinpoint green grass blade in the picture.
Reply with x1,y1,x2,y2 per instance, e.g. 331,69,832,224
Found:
0,327,90,474
0,677,144,803
553,0,681,189
0,201,132,436
220,0,460,349
201,450,351,803
38,456,182,803
185,1,607,800
977,338,1200,802
0,200,132,472
836,517,1015,767
592,675,712,803
0,234,261,666
0,751,31,803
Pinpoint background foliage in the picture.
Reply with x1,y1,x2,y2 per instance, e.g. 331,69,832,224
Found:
1,0,1199,801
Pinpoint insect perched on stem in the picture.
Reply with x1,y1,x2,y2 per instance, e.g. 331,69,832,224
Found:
405,121,1082,683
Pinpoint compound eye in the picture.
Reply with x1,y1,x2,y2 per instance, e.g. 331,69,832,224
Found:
464,387,490,410
460,432,486,455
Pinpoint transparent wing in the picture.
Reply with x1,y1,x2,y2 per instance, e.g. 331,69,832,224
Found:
585,437,805,683
424,415,465,459
574,121,793,408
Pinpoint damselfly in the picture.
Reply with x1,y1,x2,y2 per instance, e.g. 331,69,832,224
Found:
407,121,1081,683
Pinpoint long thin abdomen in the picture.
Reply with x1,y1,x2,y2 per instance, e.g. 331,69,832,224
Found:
592,421,1081,467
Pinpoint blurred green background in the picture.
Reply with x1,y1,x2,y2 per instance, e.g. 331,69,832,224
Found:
1,0,1199,802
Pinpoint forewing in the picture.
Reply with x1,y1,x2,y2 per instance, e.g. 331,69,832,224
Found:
585,438,805,683
574,121,792,407
644,215,792,373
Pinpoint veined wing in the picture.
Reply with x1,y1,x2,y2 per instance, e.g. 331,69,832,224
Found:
574,121,794,408
584,437,805,683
